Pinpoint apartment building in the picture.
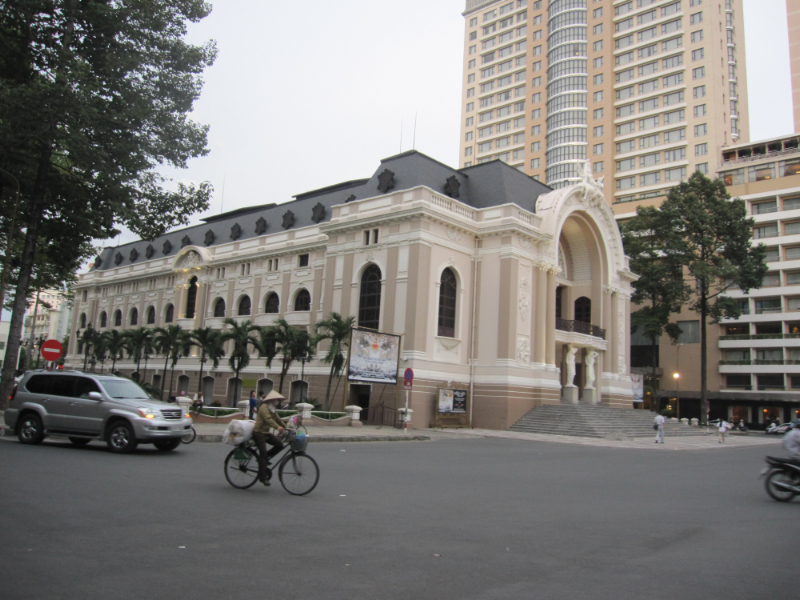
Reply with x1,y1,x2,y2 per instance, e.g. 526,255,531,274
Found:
652,134,800,426
23,289,72,346
459,0,749,214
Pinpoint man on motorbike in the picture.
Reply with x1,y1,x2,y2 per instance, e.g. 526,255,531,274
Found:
784,426,800,461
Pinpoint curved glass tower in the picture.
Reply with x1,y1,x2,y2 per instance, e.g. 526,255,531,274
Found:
545,0,588,188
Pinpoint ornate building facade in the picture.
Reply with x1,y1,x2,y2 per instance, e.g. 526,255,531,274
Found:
68,151,636,429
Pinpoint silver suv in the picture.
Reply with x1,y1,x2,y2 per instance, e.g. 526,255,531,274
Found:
4,371,193,453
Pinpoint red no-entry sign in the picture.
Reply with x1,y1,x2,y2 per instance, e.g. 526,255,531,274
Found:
40,339,63,362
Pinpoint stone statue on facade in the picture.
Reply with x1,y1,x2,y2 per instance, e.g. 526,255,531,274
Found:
585,350,598,389
565,344,578,387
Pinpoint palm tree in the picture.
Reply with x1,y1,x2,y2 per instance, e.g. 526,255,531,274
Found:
154,325,190,401
220,318,259,407
190,327,226,397
124,327,154,382
260,318,315,395
81,325,97,371
91,332,108,372
315,312,356,410
103,330,128,373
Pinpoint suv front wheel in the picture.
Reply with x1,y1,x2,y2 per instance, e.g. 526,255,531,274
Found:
107,421,138,454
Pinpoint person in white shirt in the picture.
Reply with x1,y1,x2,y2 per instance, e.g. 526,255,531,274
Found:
718,419,730,444
654,413,666,444
783,427,800,461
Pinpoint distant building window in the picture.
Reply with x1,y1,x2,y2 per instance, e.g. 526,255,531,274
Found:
264,293,279,314
294,289,311,312
677,320,700,343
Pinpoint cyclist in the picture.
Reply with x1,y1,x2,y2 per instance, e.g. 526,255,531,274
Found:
253,390,287,485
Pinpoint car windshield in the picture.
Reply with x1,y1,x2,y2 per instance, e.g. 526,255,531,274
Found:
100,380,150,400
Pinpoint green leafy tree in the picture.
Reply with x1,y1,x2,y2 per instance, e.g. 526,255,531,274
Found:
0,1,217,407
91,333,109,373
621,204,691,411
80,325,97,371
259,318,313,395
190,327,225,398
124,327,154,382
315,313,356,410
102,329,128,374
154,325,191,401
648,173,768,423
220,318,259,407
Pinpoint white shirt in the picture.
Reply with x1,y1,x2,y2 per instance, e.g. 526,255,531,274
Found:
655,415,666,427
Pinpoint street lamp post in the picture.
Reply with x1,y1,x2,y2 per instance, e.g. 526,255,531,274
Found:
673,372,680,420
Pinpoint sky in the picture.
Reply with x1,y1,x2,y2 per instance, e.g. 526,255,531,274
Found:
8,0,797,300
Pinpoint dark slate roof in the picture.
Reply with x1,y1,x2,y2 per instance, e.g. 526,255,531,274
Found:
92,151,552,271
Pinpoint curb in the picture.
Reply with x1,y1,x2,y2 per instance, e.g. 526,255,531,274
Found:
199,434,431,444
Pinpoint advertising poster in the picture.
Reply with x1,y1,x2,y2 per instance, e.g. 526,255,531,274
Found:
348,329,401,384
438,389,467,414
631,373,644,403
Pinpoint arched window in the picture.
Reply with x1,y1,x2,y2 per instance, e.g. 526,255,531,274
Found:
294,289,311,311
80,313,87,329
438,268,457,337
575,296,591,323
185,276,198,318
130,308,138,326
264,293,279,313
165,304,174,323
147,306,156,324
214,298,226,318
100,312,107,328
358,264,382,329
238,295,251,316
556,287,563,320
114,310,122,327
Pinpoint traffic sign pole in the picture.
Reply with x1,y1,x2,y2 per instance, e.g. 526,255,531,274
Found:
403,369,414,434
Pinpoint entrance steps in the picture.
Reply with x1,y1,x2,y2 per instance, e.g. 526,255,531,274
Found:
509,403,709,439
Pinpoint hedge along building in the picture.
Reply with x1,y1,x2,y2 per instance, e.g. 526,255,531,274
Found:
67,151,637,429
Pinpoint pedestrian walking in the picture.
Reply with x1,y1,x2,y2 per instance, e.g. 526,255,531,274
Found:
654,412,666,444
248,390,257,420
718,419,730,444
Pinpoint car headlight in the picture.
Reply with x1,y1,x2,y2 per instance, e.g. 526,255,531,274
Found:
137,408,160,419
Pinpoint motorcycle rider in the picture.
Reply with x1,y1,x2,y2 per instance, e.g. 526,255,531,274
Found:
784,426,800,462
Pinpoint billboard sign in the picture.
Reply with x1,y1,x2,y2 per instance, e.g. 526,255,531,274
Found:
348,329,401,384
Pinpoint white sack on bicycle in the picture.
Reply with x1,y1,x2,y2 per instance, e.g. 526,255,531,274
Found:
222,419,255,445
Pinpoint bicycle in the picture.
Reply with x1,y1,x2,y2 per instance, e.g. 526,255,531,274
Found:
181,425,197,444
286,414,308,435
223,430,319,495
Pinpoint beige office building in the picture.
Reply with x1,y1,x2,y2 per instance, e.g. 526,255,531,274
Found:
459,0,749,215
67,152,636,430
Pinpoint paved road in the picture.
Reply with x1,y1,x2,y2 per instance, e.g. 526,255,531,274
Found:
0,435,796,600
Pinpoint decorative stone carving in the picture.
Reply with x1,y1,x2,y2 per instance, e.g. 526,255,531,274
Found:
162,240,172,255
444,175,461,199
519,238,531,250
129,248,138,262
204,230,215,246
145,244,154,259
437,338,460,353
565,344,577,387
377,168,395,193
518,277,530,321
311,202,326,223
517,337,530,364
585,350,598,389
230,223,242,240
181,235,191,248
617,306,626,374
114,252,123,265
176,250,202,269
345,194,356,203
576,161,605,207
255,217,268,235
365,253,374,263
282,210,295,229
446,229,462,242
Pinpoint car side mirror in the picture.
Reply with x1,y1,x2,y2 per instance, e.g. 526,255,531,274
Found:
88,391,103,401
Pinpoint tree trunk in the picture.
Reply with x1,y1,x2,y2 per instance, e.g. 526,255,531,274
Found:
198,349,206,395
700,286,708,426
142,355,148,383
169,357,176,400
324,363,335,411
650,336,658,412
26,289,42,368
161,354,169,400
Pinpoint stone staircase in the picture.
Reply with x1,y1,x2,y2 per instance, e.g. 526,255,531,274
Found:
509,403,711,439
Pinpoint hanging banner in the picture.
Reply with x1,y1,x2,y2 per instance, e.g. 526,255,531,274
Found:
631,373,644,403
348,329,401,384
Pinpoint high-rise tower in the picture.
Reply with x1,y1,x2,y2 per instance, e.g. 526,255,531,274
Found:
459,0,750,215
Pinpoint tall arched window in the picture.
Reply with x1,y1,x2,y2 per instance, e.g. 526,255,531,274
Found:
438,268,457,337
114,310,122,327
264,293,279,314
130,308,138,326
358,265,382,329
165,304,174,323
575,296,591,323
100,312,107,328
185,276,198,318
555,287,563,319
80,313,87,329
238,295,251,316
214,298,226,318
147,306,156,324
294,289,311,311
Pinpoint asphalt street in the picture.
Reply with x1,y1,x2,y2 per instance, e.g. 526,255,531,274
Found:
0,435,796,600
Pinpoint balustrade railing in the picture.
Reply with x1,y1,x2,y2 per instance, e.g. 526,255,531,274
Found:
556,318,606,339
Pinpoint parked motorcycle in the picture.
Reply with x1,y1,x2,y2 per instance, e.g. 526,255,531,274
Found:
762,456,800,502
766,421,783,435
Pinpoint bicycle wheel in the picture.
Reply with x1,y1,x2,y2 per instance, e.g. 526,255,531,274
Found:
181,426,197,444
279,452,319,496
224,447,260,489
